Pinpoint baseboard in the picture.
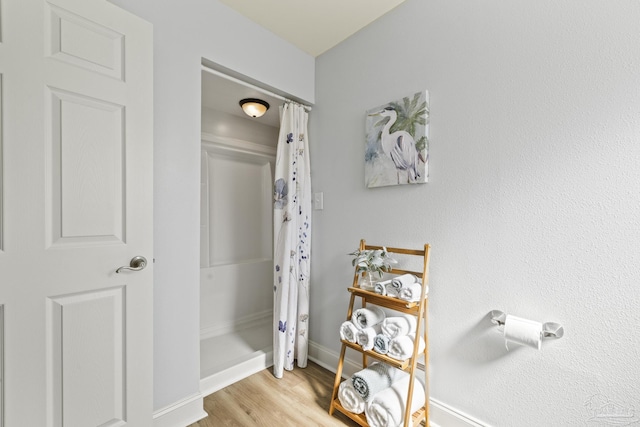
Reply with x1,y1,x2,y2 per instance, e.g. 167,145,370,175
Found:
307,340,489,427
153,393,207,427
308,340,362,378
200,309,272,340
200,348,273,397
429,398,489,427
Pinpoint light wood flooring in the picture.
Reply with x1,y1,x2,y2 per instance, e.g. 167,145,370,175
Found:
189,361,360,427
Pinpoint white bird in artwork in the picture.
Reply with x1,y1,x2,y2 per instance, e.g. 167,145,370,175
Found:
369,107,421,184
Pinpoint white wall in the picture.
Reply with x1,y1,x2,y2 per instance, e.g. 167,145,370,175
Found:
109,0,314,412
311,0,640,425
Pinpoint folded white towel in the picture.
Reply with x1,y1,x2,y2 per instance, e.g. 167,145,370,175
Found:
356,324,382,351
365,374,426,427
338,379,365,414
387,334,426,361
373,333,391,354
340,321,358,343
352,306,385,330
351,362,407,401
398,283,427,302
391,274,418,290
373,280,391,296
381,315,417,339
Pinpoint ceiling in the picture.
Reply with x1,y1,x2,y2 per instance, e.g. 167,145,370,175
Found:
219,0,407,57
203,1,407,127
202,69,284,127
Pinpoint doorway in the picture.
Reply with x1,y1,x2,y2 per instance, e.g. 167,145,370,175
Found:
199,67,281,395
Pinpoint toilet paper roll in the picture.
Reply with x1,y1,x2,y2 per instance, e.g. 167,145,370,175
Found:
504,315,542,350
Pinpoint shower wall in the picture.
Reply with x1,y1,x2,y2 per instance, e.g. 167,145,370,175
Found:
200,107,279,337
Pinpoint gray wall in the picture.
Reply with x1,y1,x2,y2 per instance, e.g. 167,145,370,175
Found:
110,0,314,411
311,0,640,424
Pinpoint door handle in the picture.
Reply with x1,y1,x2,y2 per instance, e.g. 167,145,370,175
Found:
116,256,148,273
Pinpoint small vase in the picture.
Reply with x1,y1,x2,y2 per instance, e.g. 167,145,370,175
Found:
359,271,377,291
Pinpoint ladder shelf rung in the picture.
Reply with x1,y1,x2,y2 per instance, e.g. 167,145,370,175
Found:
331,398,427,427
340,340,413,370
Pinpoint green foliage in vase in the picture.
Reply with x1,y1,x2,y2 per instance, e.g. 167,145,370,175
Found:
349,247,398,278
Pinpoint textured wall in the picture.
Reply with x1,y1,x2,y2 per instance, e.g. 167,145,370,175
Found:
311,0,640,424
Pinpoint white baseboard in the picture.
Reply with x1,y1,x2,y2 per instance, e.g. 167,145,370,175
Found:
200,309,272,340
153,393,207,427
429,398,489,427
200,348,273,397
308,340,362,379
307,340,489,427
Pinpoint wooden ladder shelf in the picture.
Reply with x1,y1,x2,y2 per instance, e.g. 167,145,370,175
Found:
328,239,431,427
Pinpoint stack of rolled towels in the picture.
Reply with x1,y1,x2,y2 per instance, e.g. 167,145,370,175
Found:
374,314,425,361
339,306,386,352
337,362,426,427
373,274,427,302
339,308,425,362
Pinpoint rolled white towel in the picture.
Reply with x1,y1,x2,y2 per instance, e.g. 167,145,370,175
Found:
390,274,418,290
339,320,358,343
373,333,391,354
387,334,426,361
365,374,426,427
338,379,365,414
381,315,417,339
398,283,427,302
384,282,400,298
373,280,391,296
352,306,385,330
351,362,408,401
356,324,382,351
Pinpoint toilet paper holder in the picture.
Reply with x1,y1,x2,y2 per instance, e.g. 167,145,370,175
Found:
490,310,564,339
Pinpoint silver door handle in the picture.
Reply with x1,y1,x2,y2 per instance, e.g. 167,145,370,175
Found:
116,256,148,273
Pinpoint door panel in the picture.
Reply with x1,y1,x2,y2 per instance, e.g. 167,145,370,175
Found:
47,87,125,245
48,287,125,427
47,3,125,80
0,0,153,425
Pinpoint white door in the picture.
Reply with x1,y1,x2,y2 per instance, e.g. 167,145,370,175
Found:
0,0,153,426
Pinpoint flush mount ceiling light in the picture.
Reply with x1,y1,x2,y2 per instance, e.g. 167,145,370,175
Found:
239,98,270,118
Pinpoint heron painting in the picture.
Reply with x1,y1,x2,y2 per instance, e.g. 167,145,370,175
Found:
365,91,429,188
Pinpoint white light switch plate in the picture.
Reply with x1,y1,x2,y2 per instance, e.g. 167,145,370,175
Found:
314,192,324,210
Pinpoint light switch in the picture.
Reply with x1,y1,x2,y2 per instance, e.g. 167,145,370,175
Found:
314,192,324,210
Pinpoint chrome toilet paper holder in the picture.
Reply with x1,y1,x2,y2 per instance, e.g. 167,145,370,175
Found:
490,310,564,339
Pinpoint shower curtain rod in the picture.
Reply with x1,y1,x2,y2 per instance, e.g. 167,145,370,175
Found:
201,65,312,111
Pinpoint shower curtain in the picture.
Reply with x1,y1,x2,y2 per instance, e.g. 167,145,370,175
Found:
273,102,311,379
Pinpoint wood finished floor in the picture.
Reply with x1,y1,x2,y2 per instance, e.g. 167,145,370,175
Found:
189,361,360,427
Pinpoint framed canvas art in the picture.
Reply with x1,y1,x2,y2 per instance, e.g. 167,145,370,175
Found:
365,91,429,188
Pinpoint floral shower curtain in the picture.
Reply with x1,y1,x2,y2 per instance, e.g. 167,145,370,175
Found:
273,102,311,379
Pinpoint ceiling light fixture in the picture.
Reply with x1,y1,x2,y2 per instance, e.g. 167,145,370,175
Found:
239,98,270,118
